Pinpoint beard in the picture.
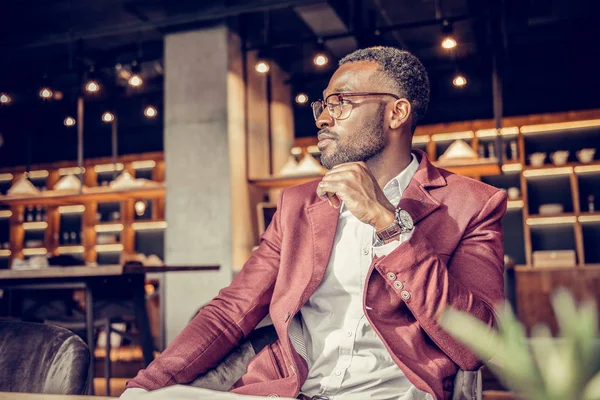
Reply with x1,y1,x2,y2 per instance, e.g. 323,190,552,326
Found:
320,104,386,170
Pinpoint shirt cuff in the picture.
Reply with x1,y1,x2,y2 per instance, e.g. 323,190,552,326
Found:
119,388,149,399
373,228,415,257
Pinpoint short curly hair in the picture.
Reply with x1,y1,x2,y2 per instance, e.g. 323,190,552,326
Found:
339,47,430,130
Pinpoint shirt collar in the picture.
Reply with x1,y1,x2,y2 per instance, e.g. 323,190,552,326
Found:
340,153,419,214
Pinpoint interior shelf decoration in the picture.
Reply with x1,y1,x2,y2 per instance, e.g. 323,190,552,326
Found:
0,152,166,269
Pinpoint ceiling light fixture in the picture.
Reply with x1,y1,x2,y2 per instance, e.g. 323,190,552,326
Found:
313,53,328,67
441,20,457,50
64,117,76,127
102,112,115,123
144,105,157,118
39,87,53,99
295,93,308,104
0,93,11,104
453,75,467,87
128,61,143,87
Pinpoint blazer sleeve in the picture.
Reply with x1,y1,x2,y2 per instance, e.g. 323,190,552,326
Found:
126,188,287,390
375,189,507,371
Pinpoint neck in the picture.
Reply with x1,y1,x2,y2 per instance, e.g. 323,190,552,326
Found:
366,146,413,189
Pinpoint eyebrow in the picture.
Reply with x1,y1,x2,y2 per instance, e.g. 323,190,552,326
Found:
323,86,352,98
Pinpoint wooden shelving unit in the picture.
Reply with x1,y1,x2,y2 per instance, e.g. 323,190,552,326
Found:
0,152,166,267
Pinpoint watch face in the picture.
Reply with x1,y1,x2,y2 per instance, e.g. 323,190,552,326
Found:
398,210,414,230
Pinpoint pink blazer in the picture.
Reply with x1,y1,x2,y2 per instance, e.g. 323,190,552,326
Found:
127,150,507,399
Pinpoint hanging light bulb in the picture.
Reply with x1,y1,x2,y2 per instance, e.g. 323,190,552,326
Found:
128,74,143,87
295,93,308,104
0,93,11,104
39,87,53,99
64,117,76,127
255,59,270,74
144,105,157,118
441,37,457,49
128,61,143,87
313,53,329,67
453,75,467,87
85,80,100,93
102,112,115,123
134,200,147,217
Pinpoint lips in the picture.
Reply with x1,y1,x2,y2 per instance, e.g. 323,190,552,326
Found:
317,131,337,149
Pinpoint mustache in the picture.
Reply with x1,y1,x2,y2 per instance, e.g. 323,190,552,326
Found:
317,130,338,141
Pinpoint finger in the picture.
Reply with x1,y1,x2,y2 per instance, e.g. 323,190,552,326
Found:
328,193,341,208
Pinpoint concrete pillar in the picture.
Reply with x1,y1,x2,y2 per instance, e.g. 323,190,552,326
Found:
164,26,238,344
163,26,295,343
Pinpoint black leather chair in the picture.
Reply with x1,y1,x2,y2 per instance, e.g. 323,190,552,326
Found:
0,320,90,395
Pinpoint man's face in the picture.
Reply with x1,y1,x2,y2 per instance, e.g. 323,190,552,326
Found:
315,61,389,170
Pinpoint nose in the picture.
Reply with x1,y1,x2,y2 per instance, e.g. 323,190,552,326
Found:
316,109,333,129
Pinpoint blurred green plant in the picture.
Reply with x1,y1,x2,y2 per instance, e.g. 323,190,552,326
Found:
440,288,600,400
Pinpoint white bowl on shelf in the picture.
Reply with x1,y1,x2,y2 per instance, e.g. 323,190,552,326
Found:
576,148,596,163
539,203,564,216
529,152,546,167
550,150,569,166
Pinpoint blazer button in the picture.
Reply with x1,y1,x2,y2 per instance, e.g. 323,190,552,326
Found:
400,290,411,301
393,281,404,290
386,272,396,280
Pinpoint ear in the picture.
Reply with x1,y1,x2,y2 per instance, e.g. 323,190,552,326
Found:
389,99,411,130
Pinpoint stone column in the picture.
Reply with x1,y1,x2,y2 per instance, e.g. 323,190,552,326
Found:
164,25,238,344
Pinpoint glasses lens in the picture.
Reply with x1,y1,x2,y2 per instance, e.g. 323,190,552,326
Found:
311,101,324,121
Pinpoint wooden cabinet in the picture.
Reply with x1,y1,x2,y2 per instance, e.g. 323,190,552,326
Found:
0,152,166,267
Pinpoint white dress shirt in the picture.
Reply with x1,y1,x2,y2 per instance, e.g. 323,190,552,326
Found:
299,154,432,400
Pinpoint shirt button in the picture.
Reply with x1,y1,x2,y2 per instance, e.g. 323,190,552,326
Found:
267,394,279,398
386,272,396,280
393,281,404,290
346,330,352,337
401,290,411,301
334,370,342,376
362,248,369,255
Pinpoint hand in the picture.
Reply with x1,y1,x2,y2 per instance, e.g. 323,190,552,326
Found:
316,162,395,229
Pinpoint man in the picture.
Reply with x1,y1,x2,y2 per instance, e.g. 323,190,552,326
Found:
123,47,506,400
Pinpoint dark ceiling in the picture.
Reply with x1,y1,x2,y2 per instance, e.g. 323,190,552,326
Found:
0,0,599,167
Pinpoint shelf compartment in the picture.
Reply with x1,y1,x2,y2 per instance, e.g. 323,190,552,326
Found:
576,173,600,213
503,209,526,265
526,174,574,215
22,247,48,256
95,244,124,253
0,210,12,219
94,223,124,233
57,245,85,255
521,119,600,135
132,221,167,231
579,214,600,223
526,215,577,226
523,166,573,177
0,250,10,257
58,205,85,214
0,185,165,206
22,221,48,231
507,200,524,210
582,221,600,264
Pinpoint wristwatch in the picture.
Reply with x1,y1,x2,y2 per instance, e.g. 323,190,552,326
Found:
374,208,414,244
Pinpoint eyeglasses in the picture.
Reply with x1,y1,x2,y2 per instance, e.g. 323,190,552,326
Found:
311,92,400,121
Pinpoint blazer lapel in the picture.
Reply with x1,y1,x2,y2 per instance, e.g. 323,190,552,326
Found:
302,199,339,305
400,149,447,225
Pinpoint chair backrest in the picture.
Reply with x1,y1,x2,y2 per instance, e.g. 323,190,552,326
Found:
0,320,90,395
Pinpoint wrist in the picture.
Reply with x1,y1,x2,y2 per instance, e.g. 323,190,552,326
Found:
373,205,395,231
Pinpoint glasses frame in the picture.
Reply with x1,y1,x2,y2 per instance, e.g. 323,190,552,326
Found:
311,92,400,121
